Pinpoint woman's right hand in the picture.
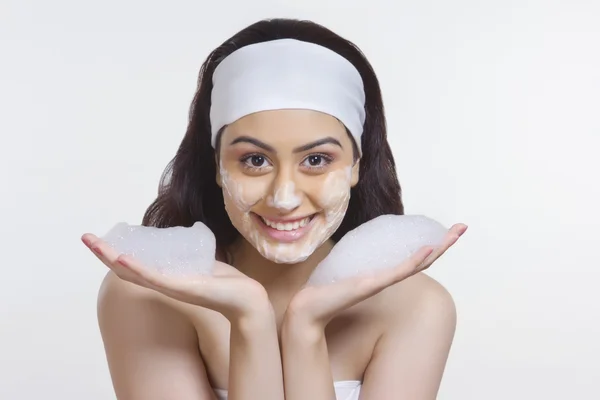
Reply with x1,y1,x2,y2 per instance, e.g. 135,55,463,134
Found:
82,233,271,322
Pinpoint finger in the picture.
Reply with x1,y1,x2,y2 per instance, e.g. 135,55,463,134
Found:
83,234,144,285
84,234,209,299
323,246,435,312
404,245,436,277
120,261,228,309
366,246,435,291
293,246,435,322
114,254,180,291
81,233,96,248
424,233,458,266
116,255,209,301
82,234,116,265
82,235,113,266
421,223,468,268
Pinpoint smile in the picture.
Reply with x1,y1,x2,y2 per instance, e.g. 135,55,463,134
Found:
261,215,312,231
252,213,317,243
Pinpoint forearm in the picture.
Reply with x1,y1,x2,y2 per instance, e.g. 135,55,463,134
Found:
228,309,284,400
281,317,336,400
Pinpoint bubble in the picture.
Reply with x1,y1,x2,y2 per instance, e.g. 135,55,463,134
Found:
101,221,216,276
307,215,447,285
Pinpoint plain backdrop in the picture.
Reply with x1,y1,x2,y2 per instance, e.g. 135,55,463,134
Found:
1,0,599,399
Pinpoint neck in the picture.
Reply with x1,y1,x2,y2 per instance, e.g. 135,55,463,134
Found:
227,237,334,292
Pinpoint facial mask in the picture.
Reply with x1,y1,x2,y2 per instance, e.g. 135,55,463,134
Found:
220,164,354,264
219,162,264,212
266,181,302,210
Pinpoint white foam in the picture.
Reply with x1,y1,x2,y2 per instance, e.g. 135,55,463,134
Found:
101,221,216,276
307,215,447,285
266,181,302,211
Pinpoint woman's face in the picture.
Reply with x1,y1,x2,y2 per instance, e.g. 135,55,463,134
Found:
217,109,360,264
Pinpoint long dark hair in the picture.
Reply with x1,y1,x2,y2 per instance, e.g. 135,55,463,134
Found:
142,18,404,253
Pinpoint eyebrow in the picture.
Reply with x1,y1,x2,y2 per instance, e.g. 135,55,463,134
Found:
229,136,343,153
229,136,275,152
292,137,343,153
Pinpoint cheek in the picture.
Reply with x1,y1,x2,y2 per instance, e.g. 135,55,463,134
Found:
220,166,268,212
316,166,353,210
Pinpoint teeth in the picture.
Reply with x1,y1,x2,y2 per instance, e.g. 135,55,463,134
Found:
262,216,312,231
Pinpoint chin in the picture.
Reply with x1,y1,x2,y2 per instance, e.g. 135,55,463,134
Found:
267,252,312,265
253,240,317,265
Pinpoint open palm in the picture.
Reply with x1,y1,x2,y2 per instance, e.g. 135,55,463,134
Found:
286,223,468,327
82,233,269,320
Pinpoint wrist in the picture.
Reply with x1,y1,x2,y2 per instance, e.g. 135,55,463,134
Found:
281,312,324,345
225,282,273,322
231,300,276,333
283,298,327,334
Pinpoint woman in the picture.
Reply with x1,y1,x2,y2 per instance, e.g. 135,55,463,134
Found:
83,18,467,400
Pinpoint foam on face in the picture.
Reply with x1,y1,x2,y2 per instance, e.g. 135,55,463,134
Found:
219,162,264,212
320,166,353,224
306,215,448,285
250,166,353,264
266,181,302,210
101,221,216,276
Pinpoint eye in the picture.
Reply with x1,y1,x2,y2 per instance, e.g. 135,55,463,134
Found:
307,155,323,166
301,153,334,170
248,155,266,167
240,154,272,170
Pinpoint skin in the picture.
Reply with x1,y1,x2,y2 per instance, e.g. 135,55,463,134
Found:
83,109,467,400
216,110,359,265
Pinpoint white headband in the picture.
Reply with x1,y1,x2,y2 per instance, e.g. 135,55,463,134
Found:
209,39,366,154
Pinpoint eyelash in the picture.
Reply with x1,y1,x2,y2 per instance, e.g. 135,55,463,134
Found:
239,153,269,171
239,153,334,172
302,153,334,171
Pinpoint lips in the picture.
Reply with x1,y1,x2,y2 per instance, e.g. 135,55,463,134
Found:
251,213,317,243
260,215,312,231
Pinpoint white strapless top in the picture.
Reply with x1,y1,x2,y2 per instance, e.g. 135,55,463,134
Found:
213,380,362,400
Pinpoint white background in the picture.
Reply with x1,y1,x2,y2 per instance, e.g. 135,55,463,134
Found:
1,0,599,399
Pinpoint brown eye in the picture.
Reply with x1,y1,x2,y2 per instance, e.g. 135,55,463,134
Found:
301,153,333,169
307,155,322,166
250,155,265,167
240,153,272,170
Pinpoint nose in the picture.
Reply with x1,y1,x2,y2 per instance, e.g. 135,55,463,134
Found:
267,169,302,212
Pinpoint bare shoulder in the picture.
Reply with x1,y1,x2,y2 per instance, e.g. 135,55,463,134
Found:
97,270,202,335
353,277,458,398
97,270,167,316
97,272,215,399
365,272,457,332
98,269,151,303
96,270,198,350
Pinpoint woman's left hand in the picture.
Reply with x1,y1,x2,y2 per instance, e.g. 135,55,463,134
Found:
285,223,468,329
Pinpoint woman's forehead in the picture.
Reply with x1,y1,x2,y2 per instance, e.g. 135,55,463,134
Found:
223,109,349,149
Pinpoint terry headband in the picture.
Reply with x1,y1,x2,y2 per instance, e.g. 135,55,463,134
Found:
209,39,366,154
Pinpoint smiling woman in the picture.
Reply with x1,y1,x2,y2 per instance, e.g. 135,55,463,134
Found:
217,110,359,264
89,17,465,400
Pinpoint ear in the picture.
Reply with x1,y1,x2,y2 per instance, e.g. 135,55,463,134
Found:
350,160,360,187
